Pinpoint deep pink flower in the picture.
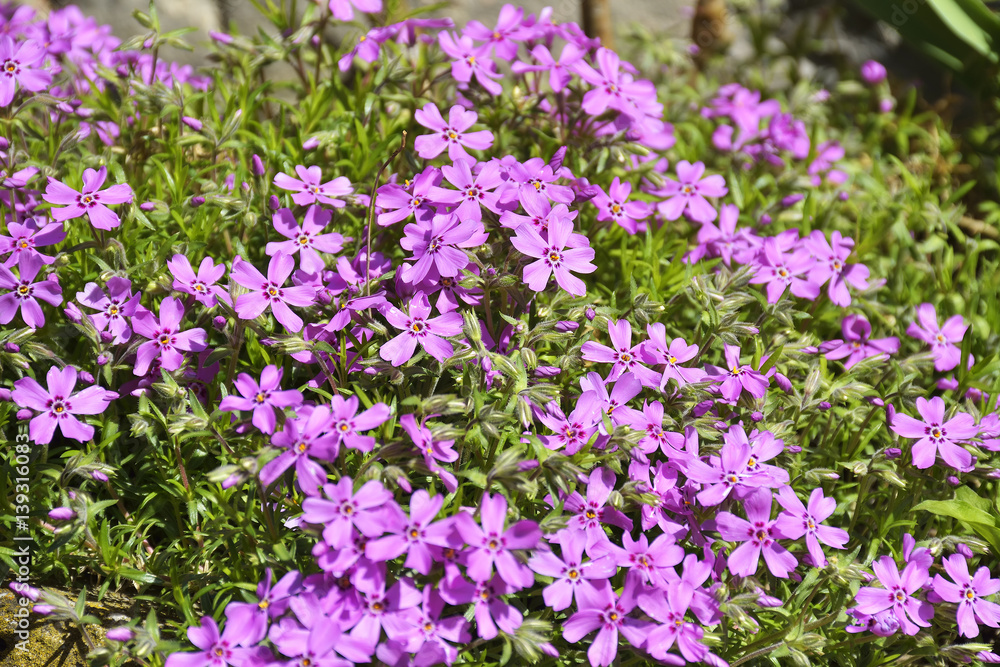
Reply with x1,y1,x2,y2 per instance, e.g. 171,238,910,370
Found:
716,488,797,578
328,0,382,21
931,554,1000,638
261,405,338,494
0,253,61,328
773,486,848,567
131,297,207,376
399,413,459,492
167,255,231,308
301,476,393,549
655,160,727,223
454,492,541,587
640,325,705,389
591,177,650,235
365,489,456,575
230,253,317,333
330,395,391,453
537,391,602,454
528,528,616,611
824,314,899,369
0,218,65,268
376,169,440,227
512,43,584,92
427,158,505,222
683,428,778,506
706,343,769,403
437,32,502,95
224,568,302,646
749,237,819,303
891,396,977,471
380,292,463,366
11,366,117,445
579,371,643,434
399,213,486,284
462,4,527,61
165,616,250,667
906,303,967,372
563,467,633,543
804,230,869,307
581,319,660,387
43,167,133,230
77,276,139,344
266,206,348,275
562,578,653,667
861,60,887,84
510,215,596,297
414,103,494,161
219,365,303,435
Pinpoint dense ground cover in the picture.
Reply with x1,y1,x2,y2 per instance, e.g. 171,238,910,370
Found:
2,1,1000,666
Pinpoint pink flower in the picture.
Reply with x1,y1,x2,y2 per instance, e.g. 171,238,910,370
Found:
640,325,705,389
265,206,348,275
823,315,899,369
272,165,352,207
931,554,1000,638
167,255,231,308
562,578,653,667
437,32,502,95
528,528,616,611
328,0,382,21
906,303,967,372
219,365,303,435
591,177,650,234
380,292,464,366
43,167,133,230
510,215,596,297
301,476,392,549
77,276,140,344
860,60,887,84
399,213,487,284
0,218,65,268
654,160,727,224
891,396,977,471
454,492,541,587
705,343,769,403
131,297,208,376
716,489,797,578
0,37,51,106
581,319,660,387
852,554,933,636
773,486,848,567
230,253,317,333
804,230,869,307
11,366,118,445
0,253,62,328
414,103,494,161
164,616,249,667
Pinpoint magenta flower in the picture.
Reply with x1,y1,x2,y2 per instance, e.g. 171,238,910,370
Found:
0,253,62,328
749,237,819,303
655,160,728,224
351,569,422,651
399,413,459,491
260,405,338,494
167,255,231,308
414,103,494,161
230,253,317,333
437,32,502,95
427,158,504,222
824,314,899,369
77,276,140,344
510,215,596,297
603,531,684,586
273,165,352,207
224,569,302,646
0,37,52,106
641,325,705,389
131,297,207,376
392,586,471,666
852,554,934,636
861,59,887,84
376,169,439,227
639,579,711,664
804,230,869,307
0,218,65,268
591,177,650,235
399,214,486,284
380,292,463,366
906,303,968,372
43,167,133,230
328,0,382,22
301,476,392,549
562,578,653,667
931,554,1000,638
564,467,633,542
716,489,797,578
581,319,660,387
266,206,348,275
442,573,523,640
164,616,249,667
573,47,632,116
537,391,602,454
683,430,776,506
330,395,391,453
12,366,118,445
455,492,541,588
462,4,526,60
773,486,848,567
512,43,584,93
528,528,616,611
891,396,977,471
580,371,643,434
365,489,455,575
219,365,303,435
706,343,769,403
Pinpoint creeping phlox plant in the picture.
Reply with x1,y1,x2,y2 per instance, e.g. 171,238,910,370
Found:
3,1,1000,666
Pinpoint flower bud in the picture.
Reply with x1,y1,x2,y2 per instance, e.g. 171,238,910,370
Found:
92,470,109,482
555,320,579,332
269,195,280,211
105,627,134,641
97,354,109,366
860,60,887,84
751,411,763,422
190,196,205,208
585,307,596,321
181,116,203,131
0,388,10,401
32,605,54,615
48,507,77,521
79,371,94,384
213,315,227,330
818,401,831,411
4,342,18,353
879,98,894,113
209,31,234,45
885,447,902,459
16,408,33,420
140,201,156,211
100,331,114,343
251,154,265,177
302,137,320,151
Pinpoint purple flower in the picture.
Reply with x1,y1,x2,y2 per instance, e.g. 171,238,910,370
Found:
273,165,352,207
804,230,869,307
824,315,899,369
931,554,1000,638
224,568,302,646
438,32,502,95
537,392,601,454
0,37,51,106
510,215,596,297
427,158,504,223
380,292,463,366
260,406,339,494
414,103,494,161
0,218,65,268
528,528,616,611
167,255,231,308
399,413,459,491
11,366,116,445
561,578,653,667
861,60,887,84
511,43,584,93
0,253,62,328
640,326,705,389
76,276,140,344
748,237,820,303
683,428,777,506
906,303,968,372
581,319,660,387
376,168,440,227
43,167,133,230
328,0,382,22
301,476,393,549
773,486,848,567
351,568,422,651
716,489,797,578
230,253,317,333
706,343,769,403
564,467,633,543
891,396,978,471
591,177,650,235
219,365,303,435
399,213,486,284
131,297,207,376
455,492,541,587
580,371,644,434
638,579,712,664
266,206,348,275
365,490,456,575
165,616,249,667
330,395,391,453
462,4,527,61
392,586,471,666
852,554,934,636
655,160,727,224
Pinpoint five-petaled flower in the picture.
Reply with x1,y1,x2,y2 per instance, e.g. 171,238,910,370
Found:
43,167,133,230
12,366,118,445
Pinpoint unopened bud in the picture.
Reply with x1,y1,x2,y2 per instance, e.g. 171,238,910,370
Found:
252,154,265,177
